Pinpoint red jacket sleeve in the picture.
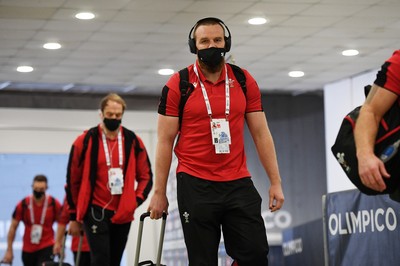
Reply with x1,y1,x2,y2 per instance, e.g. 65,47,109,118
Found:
65,132,86,221
134,135,153,205
58,197,70,225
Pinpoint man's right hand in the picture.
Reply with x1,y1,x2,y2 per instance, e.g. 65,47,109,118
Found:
68,221,83,236
147,191,169,220
53,240,62,255
358,153,390,192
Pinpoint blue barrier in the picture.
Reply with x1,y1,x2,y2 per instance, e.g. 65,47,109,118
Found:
323,189,400,266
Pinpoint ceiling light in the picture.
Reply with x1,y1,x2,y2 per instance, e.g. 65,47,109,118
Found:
17,66,34,73
43,42,61,50
288,71,305,78
342,49,359,56
248,17,268,25
75,12,95,20
158,68,174,76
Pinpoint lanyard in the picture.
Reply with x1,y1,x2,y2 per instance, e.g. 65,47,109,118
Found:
193,64,230,119
29,195,48,225
101,129,123,168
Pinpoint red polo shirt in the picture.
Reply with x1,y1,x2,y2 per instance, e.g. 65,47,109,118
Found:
158,62,263,181
13,195,61,252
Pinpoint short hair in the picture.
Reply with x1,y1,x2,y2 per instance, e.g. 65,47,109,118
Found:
193,17,226,39
100,93,127,113
33,174,48,184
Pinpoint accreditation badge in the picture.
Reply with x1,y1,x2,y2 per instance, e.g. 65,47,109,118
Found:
31,224,43,244
210,119,231,154
108,168,124,195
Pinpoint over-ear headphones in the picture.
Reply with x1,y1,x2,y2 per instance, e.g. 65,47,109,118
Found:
188,17,231,54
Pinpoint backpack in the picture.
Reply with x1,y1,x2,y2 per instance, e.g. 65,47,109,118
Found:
331,84,400,196
21,196,57,222
178,63,247,128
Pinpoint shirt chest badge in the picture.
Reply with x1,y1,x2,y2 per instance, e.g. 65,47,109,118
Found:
229,78,235,88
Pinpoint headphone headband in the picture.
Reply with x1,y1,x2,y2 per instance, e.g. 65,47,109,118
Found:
188,17,231,54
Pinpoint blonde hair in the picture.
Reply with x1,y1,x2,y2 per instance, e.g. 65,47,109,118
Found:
100,93,127,112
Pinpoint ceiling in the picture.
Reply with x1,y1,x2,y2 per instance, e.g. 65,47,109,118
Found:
0,0,399,97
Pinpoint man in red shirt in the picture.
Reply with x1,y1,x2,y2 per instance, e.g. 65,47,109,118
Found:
65,93,153,266
148,17,284,266
355,50,400,193
1,174,61,266
53,196,91,266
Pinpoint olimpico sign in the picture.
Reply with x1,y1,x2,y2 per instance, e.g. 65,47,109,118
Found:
262,209,292,230
324,190,400,266
328,207,397,235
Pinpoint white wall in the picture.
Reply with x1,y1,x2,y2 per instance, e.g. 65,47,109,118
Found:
0,107,159,265
324,70,378,193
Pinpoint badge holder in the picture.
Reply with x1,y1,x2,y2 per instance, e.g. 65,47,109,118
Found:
30,224,43,244
108,168,124,195
211,118,231,154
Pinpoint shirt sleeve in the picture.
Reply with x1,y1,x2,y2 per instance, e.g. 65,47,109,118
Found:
158,72,182,117
53,197,63,223
242,69,264,113
12,200,24,222
58,198,70,225
374,50,400,95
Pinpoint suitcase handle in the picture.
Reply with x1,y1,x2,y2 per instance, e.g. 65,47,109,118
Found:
140,211,167,221
58,231,84,266
134,212,167,266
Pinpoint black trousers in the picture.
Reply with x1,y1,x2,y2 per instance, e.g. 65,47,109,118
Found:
83,205,131,266
22,245,53,266
177,172,269,266
73,251,91,266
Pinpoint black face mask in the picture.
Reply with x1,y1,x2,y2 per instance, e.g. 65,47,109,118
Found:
33,190,45,199
197,47,226,68
103,118,121,131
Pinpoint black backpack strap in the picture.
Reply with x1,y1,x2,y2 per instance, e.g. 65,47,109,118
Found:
122,126,142,172
20,197,28,218
228,63,247,96
78,126,98,167
178,67,194,130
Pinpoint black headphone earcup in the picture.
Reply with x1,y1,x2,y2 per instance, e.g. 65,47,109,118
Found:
188,38,196,54
225,36,231,52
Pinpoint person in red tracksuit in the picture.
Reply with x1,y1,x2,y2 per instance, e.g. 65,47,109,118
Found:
355,50,400,194
65,93,153,266
53,196,91,266
2,174,61,266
